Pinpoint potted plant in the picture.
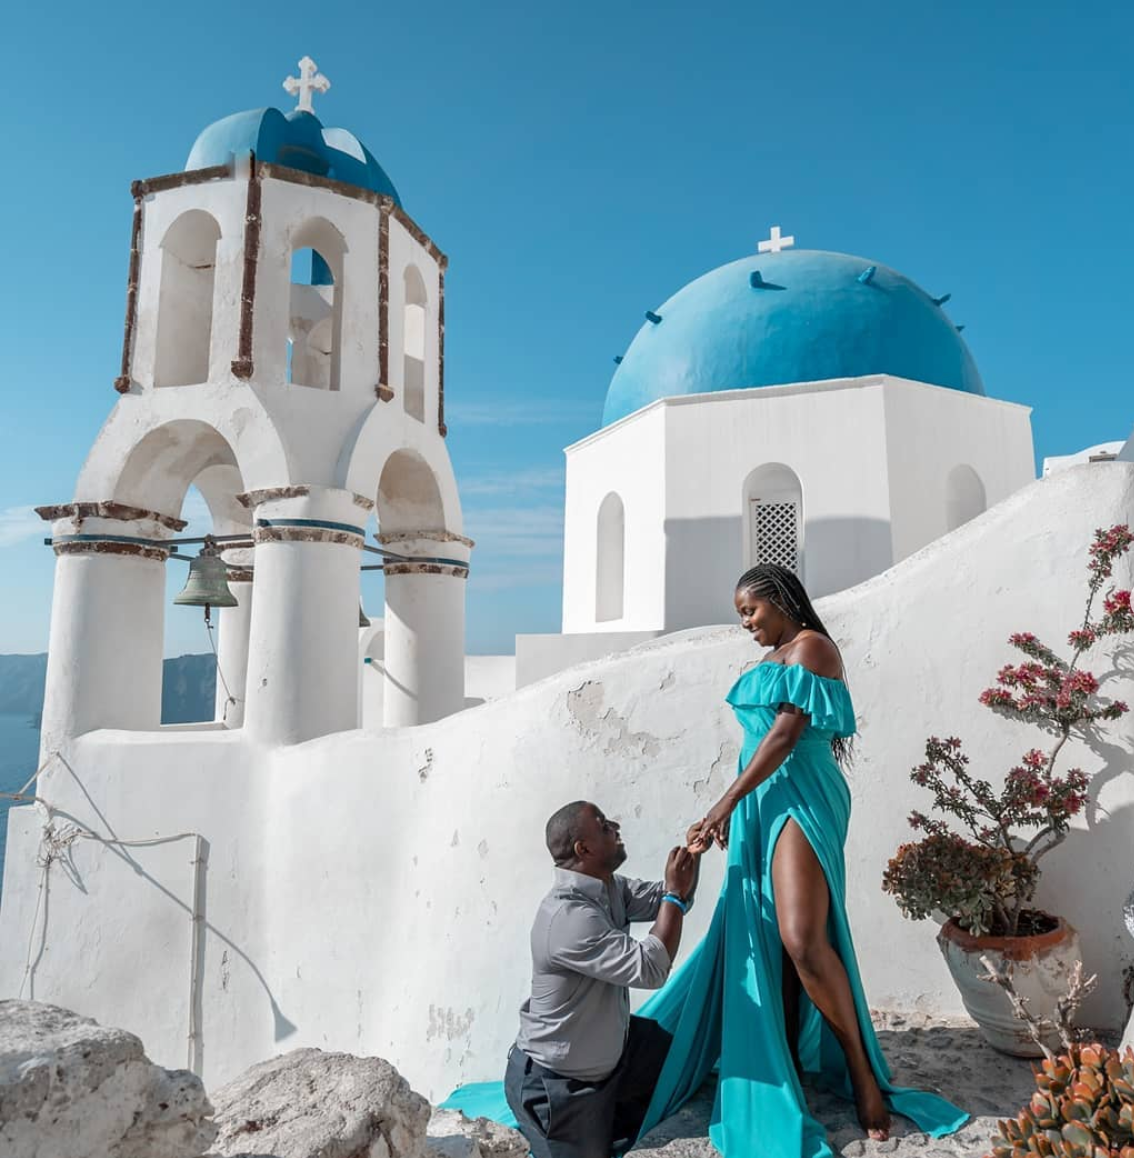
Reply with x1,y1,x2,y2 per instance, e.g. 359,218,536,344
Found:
883,524,1134,1056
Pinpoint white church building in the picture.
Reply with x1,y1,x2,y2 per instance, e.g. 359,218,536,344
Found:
514,230,1037,682
563,240,1034,633
2,63,1131,1100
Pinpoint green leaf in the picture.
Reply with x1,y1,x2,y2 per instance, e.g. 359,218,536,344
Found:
1060,1120,1095,1148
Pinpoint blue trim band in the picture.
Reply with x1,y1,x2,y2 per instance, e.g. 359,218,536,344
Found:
661,893,688,915
50,533,171,549
256,517,366,536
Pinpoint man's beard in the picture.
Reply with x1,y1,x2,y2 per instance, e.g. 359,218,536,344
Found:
607,845,628,871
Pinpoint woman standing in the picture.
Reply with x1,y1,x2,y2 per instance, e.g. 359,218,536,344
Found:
635,564,966,1158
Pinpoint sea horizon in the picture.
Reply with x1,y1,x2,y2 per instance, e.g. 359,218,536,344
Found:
0,712,43,902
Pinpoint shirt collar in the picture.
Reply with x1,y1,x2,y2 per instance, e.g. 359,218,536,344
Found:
553,867,610,902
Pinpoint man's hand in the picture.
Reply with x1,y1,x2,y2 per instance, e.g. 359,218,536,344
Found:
664,846,697,900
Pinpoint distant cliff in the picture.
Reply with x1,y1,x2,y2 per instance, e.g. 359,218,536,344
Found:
0,653,216,725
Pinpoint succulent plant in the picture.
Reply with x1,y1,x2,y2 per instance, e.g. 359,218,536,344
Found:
989,1043,1134,1157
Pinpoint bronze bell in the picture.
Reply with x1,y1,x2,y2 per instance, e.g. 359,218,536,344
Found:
174,541,239,614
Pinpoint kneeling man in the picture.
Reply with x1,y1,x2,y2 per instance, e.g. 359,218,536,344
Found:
505,801,699,1158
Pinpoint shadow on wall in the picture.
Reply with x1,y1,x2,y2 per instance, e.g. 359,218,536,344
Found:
1037,640,1134,1028
1044,800,1134,1029
662,515,893,630
804,516,893,600
664,516,744,630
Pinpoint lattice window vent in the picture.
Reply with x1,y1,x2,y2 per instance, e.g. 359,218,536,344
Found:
753,500,799,573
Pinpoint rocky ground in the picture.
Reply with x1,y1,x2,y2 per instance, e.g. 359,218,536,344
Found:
632,1014,1059,1158
4,1001,1121,1158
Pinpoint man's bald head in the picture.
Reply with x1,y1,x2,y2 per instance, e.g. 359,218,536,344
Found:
545,801,592,864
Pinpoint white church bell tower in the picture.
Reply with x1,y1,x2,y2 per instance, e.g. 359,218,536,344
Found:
36,59,471,750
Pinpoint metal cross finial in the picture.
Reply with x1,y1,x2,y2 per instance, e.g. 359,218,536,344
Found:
758,225,795,255
283,56,331,114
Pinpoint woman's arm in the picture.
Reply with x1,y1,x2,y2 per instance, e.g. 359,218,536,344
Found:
699,633,843,849
699,707,808,848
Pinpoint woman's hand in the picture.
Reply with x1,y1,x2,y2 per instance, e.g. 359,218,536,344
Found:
686,821,713,855
702,795,738,850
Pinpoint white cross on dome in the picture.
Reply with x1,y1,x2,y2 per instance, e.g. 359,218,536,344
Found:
283,56,331,114
758,225,795,254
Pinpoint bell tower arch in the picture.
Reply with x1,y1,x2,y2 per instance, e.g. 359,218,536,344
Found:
35,59,470,755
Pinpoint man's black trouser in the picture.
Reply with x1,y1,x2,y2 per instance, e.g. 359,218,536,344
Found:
504,1016,673,1158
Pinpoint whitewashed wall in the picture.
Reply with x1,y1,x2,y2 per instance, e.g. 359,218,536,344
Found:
562,405,667,632
880,380,1034,562
2,462,1130,1103
562,376,1034,632
1044,442,1126,476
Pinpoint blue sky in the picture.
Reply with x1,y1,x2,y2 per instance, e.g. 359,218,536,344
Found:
2,0,1131,657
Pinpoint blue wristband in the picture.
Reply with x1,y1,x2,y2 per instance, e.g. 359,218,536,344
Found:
661,892,688,915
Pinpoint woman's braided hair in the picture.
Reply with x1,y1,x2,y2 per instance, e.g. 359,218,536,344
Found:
735,563,853,769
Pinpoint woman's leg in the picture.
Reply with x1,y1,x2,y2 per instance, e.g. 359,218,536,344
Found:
781,947,802,1077
772,819,890,1139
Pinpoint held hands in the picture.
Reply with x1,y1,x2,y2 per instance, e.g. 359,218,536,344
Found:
664,846,698,900
693,795,737,851
685,821,714,855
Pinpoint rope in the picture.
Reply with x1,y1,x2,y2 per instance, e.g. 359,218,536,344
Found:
4,750,204,999
205,618,240,723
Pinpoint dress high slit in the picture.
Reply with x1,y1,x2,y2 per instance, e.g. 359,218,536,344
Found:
632,662,967,1158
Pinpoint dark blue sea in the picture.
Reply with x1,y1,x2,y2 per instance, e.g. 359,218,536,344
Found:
0,713,42,901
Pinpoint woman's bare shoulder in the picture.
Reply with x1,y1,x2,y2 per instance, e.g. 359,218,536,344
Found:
781,631,843,680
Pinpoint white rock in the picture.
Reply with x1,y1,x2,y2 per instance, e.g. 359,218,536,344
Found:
426,1108,529,1158
206,1047,431,1158
0,999,215,1158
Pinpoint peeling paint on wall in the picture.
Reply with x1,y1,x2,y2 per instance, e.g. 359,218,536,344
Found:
565,680,664,758
417,748,434,782
426,1005,475,1043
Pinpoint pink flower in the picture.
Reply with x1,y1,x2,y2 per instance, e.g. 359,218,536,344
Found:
1062,670,1099,696
1104,590,1132,615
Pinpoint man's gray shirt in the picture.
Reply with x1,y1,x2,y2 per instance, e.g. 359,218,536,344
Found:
515,867,678,1081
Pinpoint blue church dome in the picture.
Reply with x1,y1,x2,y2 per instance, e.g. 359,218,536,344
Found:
186,107,401,205
603,249,983,427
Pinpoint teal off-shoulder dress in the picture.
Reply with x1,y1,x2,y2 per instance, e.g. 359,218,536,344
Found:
633,661,967,1157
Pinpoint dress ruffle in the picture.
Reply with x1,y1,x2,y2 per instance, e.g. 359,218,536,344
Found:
726,662,856,738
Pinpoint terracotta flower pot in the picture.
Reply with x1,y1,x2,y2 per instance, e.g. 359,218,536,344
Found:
936,915,1081,1057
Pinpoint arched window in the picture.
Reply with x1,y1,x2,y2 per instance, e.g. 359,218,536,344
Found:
596,493,625,622
945,464,986,531
288,220,345,391
403,265,427,422
154,210,221,387
743,463,803,575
